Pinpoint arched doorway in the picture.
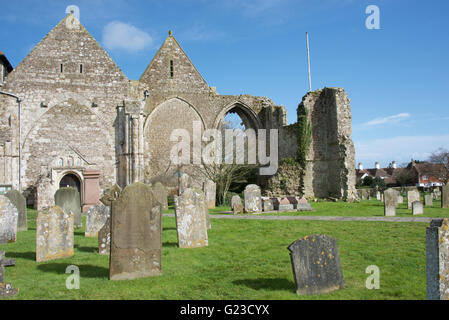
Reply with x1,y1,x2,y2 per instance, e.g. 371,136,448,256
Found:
59,173,81,194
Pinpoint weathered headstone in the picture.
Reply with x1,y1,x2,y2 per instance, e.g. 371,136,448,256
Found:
55,187,82,228
442,185,449,209
426,219,449,300
244,184,262,214
231,196,243,215
425,195,433,207
0,196,18,244
85,203,110,238
407,189,420,210
98,217,111,255
153,182,168,211
100,184,122,207
178,173,192,196
278,197,294,211
0,251,18,297
36,206,74,262
174,188,208,248
384,188,398,217
288,235,344,295
412,201,424,215
376,191,381,201
109,183,162,280
5,190,27,232
397,195,404,205
262,197,274,212
296,197,313,211
203,180,216,209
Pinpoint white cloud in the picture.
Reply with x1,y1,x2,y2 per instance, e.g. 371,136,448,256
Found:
102,21,152,52
355,134,449,167
362,113,411,127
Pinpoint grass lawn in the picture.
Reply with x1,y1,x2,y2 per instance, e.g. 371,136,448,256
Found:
0,205,434,300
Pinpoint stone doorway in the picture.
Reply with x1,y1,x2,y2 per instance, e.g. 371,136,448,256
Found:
59,173,81,194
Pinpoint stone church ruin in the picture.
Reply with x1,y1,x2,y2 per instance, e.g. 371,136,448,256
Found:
0,13,357,210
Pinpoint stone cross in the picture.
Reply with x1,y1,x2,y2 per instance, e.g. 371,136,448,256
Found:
109,183,162,280
426,219,449,300
288,235,344,295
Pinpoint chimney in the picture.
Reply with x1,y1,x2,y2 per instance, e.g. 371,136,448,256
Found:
392,161,397,169
375,162,380,169
358,163,363,170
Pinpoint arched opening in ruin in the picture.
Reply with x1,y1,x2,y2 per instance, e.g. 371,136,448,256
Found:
215,102,261,131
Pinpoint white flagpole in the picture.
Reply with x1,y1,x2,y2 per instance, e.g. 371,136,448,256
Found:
306,32,312,92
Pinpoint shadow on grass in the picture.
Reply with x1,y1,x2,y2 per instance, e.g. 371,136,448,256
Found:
163,242,178,248
75,245,98,254
163,227,176,231
233,278,295,292
5,251,35,261
37,263,109,278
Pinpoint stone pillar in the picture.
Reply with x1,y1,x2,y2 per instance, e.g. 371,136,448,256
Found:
82,170,101,213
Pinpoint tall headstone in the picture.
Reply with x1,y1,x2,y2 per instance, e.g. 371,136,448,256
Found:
376,191,381,201
397,195,404,205
0,196,18,244
5,190,27,232
109,183,162,280
424,195,433,207
153,182,168,211
100,184,122,207
85,203,110,238
203,180,216,209
384,188,398,217
231,195,243,215
174,188,209,248
407,189,420,210
55,187,82,228
179,173,192,196
98,185,122,256
288,235,344,295
426,219,449,300
412,201,424,215
244,184,262,214
442,185,449,209
36,206,74,262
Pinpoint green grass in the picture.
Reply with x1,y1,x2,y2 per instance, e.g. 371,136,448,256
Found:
0,206,434,300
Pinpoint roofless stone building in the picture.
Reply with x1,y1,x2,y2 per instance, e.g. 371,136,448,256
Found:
0,13,357,210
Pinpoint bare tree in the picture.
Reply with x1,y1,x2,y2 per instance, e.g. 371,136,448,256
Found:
427,147,449,183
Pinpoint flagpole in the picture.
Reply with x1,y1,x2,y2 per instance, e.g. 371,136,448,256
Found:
306,32,312,92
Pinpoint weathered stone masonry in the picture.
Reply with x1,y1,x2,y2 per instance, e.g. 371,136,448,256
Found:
0,13,357,209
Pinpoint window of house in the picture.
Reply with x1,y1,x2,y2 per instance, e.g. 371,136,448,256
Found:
422,175,428,180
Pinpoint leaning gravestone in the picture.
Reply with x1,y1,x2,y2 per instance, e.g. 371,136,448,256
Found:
98,185,122,255
0,196,18,244
384,188,398,217
288,234,344,295
244,184,262,214
203,180,216,209
5,190,27,232
174,188,209,248
36,206,74,262
407,189,420,210
109,183,162,280
55,187,82,229
412,201,424,215
442,185,449,209
85,203,110,238
426,218,449,300
179,173,192,196
152,182,168,211
231,195,243,215
425,195,433,207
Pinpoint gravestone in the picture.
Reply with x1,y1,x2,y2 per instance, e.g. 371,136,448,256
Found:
288,235,344,295
0,196,18,244
397,196,404,205
85,203,110,238
98,216,111,255
384,188,398,217
244,184,262,214
179,173,192,195
203,180,216,209
426,219,449,300
174,188,208,248
100,184,122,207
109,183,162,280
278,198,294,211
296,197,313,211
5,190,27,232
262,197,274,212
412,201,424,215
425,195,433,207
407,189,420,210
442,185,449,209
0,251,18,297
376,191,381,201
36,206,74,262
231,196,243,215
153,182,168,211
55,187,82,228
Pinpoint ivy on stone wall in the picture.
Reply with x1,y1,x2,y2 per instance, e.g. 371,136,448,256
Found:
296,103,312,169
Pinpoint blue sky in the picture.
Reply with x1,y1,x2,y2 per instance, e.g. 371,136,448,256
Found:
1,0,448,168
